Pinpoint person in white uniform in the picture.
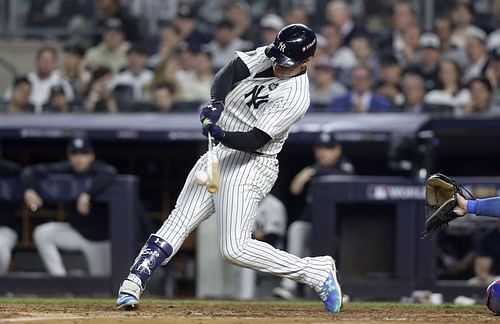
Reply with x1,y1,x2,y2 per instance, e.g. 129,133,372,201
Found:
116,24,343,313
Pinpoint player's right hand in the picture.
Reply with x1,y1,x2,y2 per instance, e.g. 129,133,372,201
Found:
24,189,43,211
202,122,225,140
200,101,224,125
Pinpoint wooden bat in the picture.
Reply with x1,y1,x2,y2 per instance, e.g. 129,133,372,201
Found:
207,133,220,193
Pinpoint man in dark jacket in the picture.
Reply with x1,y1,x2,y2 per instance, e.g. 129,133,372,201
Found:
21,137,117,276
0,159,21,274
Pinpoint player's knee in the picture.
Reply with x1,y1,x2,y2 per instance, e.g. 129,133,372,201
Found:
32,223,52,245
220,242,245,265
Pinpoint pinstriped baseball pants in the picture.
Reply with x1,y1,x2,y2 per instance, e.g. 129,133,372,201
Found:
156,145,330,289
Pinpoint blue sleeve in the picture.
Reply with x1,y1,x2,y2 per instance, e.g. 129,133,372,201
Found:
467,197,500,218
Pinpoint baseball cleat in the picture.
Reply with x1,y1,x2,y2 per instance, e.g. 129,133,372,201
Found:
116,293,139,310
316,257,342,313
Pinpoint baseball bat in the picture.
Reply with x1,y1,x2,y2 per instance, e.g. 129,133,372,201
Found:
207,133,220,193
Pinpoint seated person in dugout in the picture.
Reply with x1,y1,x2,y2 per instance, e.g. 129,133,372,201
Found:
21,137,117,276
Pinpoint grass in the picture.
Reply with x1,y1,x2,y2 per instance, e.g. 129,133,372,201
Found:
0,297,483,309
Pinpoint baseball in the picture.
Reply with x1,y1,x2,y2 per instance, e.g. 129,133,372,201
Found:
194,170,209,185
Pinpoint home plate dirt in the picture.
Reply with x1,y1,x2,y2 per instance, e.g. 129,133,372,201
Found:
0,299,496,323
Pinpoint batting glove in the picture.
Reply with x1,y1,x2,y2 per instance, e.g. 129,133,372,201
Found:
200,101,224,125
202,121,225,140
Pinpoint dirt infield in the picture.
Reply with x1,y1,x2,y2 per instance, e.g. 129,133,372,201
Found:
0,299,497,324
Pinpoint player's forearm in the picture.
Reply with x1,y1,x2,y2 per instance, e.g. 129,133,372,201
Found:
220,127,271,152
467,197,500,217
210,57,250,102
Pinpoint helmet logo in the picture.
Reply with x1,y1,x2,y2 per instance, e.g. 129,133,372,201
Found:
277,42,286,52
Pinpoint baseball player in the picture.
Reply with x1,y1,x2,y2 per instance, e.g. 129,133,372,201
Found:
21,137,117,276
117,24,342,313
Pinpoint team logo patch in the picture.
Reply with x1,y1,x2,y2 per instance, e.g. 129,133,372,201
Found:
268,82,279,91
277,42,286,52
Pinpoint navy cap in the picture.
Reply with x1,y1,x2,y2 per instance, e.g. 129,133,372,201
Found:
315,132,338,148
104,18,124,31
49,85,65,97
67,137,94,154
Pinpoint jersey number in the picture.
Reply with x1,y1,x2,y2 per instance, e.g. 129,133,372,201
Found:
244,85,269,109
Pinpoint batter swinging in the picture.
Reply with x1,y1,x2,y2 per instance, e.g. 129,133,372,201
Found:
116,24,342,313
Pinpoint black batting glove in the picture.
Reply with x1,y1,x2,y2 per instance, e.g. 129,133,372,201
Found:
200,101,224,125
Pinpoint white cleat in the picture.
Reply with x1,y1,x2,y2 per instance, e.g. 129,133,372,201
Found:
116,279,142,310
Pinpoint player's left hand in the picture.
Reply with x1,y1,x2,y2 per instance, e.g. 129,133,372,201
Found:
77,192,91,215
200,101,224,125
202,122,225,140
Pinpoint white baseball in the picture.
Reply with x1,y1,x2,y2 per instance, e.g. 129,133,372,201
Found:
194,170,209,185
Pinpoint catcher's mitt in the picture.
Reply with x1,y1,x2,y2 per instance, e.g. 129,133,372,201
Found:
422,173,472,238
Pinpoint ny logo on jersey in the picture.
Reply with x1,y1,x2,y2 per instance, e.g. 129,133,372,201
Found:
244,85,269,109
277,42,286,52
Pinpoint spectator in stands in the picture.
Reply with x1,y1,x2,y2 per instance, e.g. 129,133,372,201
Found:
450,2,483,49
4,77,34,114
85,18,130,74
309,58,346,111
0,159,21,274
151,56,179,97
94,0,140,43
62,44,90,97
152,82,176,113
148,23,181,67
272,132,354,300
43,85,72,113
463,30,489,84
375,55,403,106
177,42,197,71
379,2,417,57
486,48,500,109
404,33,440,91
259,14,285,46
285,5,310,26
350,34,380,82
398,74,426,113
328,65,391,113
396,23,422,68
320,24,356,84
235,194,287,300
206,19,252,71
424,59,471,114
176,48,213,102
85,67,118,113
175,5,210,48
325,0,365,47
111,46,154,102
469,220,500,285
6,46,74,114
22,137,117,276
226,1,252,40
463,77,493,115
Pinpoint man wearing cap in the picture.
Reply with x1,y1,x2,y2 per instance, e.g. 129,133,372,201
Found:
273,132,354,300
4,77,34,114
206,19,252,71
259,14,285,46
310,58,346,111
21,138,117,276
111,45,154,102
85,18,130,73
43,85,72,113
404,33,440,91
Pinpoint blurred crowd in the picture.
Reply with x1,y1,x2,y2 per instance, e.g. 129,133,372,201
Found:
2,0,500,115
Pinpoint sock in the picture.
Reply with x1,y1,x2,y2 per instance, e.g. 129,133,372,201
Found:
127,234,173,290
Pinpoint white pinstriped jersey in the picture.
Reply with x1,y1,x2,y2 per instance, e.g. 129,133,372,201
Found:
219,46,310,156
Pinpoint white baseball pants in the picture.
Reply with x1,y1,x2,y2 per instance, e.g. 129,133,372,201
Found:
0,226,17,274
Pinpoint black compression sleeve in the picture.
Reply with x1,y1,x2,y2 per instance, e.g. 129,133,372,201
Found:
211,57,250,102
220,127,272,152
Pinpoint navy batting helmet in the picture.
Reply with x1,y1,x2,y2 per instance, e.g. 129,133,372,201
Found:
265,24,317,67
